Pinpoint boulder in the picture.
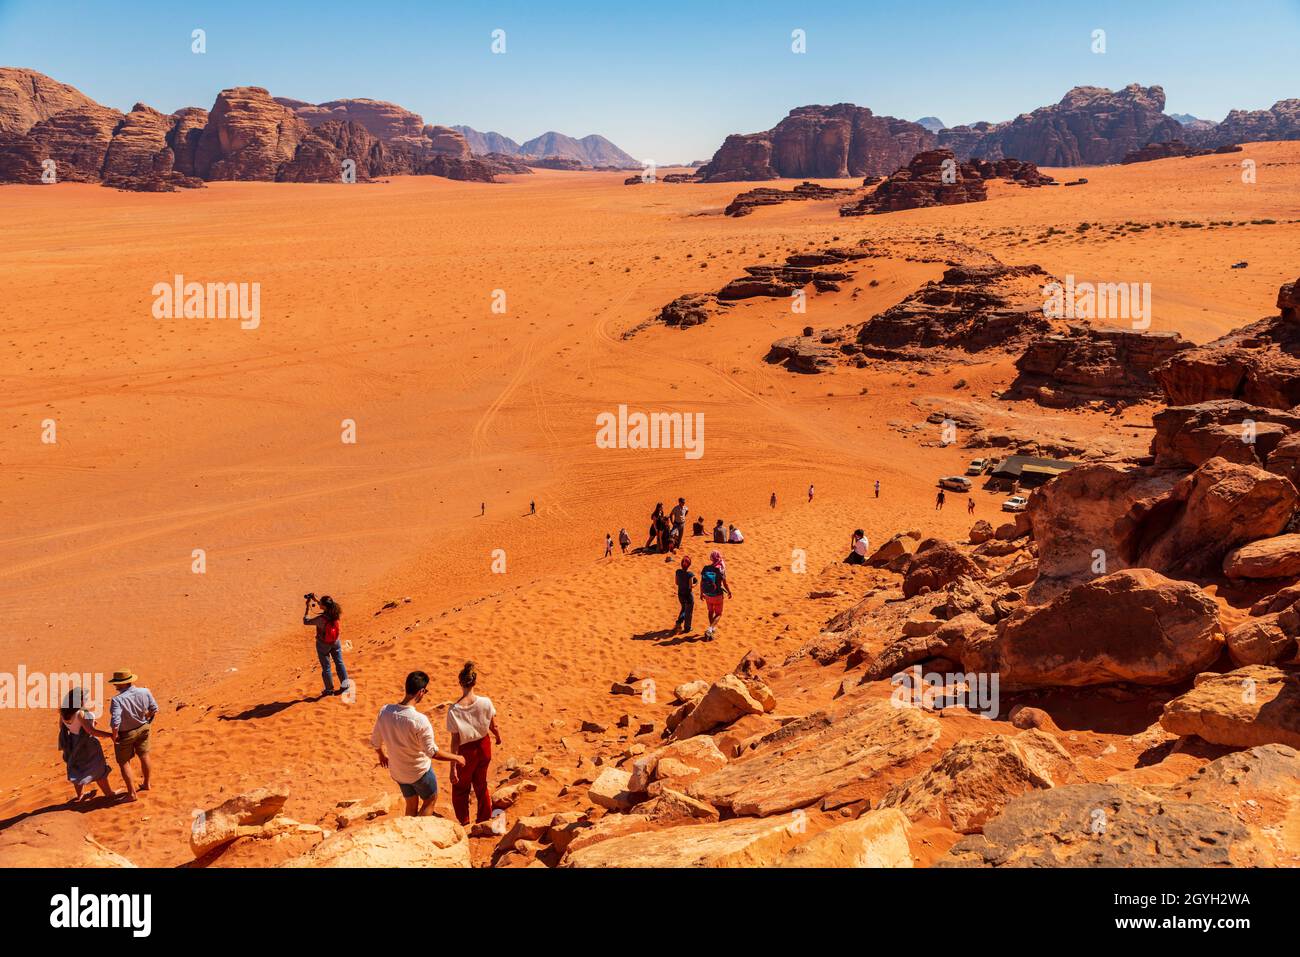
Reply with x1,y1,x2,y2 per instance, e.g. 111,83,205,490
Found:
965,569,1224,689
1160,666,1300,749
778,809,913,868
879,730,1080,833
903,542,986,599
939,782,1273,867
282,816,470,868
627,736,728,792
1223,534,1300,579
588,767,636,812
968,520,994,544
190,786,291,857
688,700,941,816
1226,608,1300,666
671,673,766,740
563,813,808,867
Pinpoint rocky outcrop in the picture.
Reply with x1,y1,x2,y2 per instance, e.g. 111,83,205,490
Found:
1011,325,1192,405
937,84,1185,167
1153,278,1300,408
196,86,306,181
940,781,1274,867
724,180,855,217
853,262,1055,360
277,96,433,149
778,809,913,868
1161,666,1300,749
1198,99,1300,148
1150,400,1300,470
698,103,936,182
839,149,987,215
0,67,100,134
963,568,1225,689
282,816,470,867
101,103,204,191
1120,139,1241,163
25,103,124,182
275,119,384,183
190,786,291,857
903,541,986,598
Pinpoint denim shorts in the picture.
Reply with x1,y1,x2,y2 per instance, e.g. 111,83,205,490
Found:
398,767,438,800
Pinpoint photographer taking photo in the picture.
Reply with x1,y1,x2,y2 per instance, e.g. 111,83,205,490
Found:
303,592,349,698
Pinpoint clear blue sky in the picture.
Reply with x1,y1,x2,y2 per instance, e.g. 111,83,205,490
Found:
2,0,1297,162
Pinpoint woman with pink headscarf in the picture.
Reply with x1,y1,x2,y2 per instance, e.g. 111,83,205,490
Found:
700,550,732,638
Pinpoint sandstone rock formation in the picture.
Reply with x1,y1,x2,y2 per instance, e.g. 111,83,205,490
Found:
282,816,470,867
724,180,855,217
0,67,99,134
196,86,306,181
1161,666,1300,749
698,103,936,182
1120,139,1242,163
839,149,986,215
26,103,124,182
1150,400,1300,470
937,84,1185,167
777,809,913,867
963,569,1224,689
1012,325,1191,405
190,785,291,857
563,813,808,867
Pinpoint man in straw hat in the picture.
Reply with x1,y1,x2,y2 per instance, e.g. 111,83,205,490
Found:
108,669,158,802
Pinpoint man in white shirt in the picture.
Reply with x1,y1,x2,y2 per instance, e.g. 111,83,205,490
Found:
371,671,464,816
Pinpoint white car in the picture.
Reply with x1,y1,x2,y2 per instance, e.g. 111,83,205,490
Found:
1002,495,1029,512
939,476,972,492
965,458,989,476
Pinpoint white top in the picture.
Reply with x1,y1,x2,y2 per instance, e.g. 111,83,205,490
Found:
853,536,870,556
61,709,97,735
729,528,744,543
370,703,439,785
446,695,496,745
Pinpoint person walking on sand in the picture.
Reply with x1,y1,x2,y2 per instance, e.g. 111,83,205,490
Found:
108,670,157,802
618,528,631,553
304,593,349,697
967,496,975,515
770,491,776,509
605,533,614,558
447,661,501,826
808,484,815,503
874,480,880,499
371,671,464,817
58,687,117,804
674,556,697,635
530,500,536,516
936,489,946,510
480,502,485,516
700,550,732,639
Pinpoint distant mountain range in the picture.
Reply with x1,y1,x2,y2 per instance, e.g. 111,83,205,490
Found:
916,116,946,133
453,125,639,168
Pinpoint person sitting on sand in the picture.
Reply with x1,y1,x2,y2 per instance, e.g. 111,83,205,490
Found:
728,524,744,544
712,519,726,543
304,593,349,697
845,529,870,565
109,669,157,803
59,687,117,804
700,551,732,639
618,528,631,553
692,516,705,537
447,661,501,826
674,556,697,635
371,671,464,817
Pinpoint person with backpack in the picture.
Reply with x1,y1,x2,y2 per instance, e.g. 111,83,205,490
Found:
303,593,349,697
673,556,697,635
700,551,732,639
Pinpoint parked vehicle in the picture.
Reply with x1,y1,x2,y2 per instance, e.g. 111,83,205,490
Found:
965,458,989,476
939,476,972,492
1002,494,1029,512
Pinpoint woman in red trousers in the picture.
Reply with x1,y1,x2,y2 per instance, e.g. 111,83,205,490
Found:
446,661,501,825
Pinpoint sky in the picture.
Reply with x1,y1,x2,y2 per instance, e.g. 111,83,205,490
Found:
1,0,1297,162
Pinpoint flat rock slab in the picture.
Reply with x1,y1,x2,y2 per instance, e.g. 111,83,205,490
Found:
281,816,469,868
563,814,806,867
1161,665,1300,749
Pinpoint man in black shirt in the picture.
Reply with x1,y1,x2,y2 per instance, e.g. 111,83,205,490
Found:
674,556,698,635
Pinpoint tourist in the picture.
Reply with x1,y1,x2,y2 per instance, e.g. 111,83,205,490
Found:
728,523,744,544
845,528,870,565
936,489,946,510
701,550,732,638
108,669,157,802
646,503,664,549
770,491,777,509
371,671,464,817
58,687,117,803
304,593,349,697
674,556,697,634
618,527,631,553
808,483,815,503
604,533,614,558
530,500,536,515
670,497,689,534
967,496,975,514
692,516,705,537
712,519,726,543
447,661,501,826
874,479,880,499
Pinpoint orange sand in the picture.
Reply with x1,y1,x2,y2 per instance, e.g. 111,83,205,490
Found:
1,145,1297,865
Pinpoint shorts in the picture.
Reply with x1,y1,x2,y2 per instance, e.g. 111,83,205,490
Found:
398,767,438,800
114,724,152,764
705,594,725,616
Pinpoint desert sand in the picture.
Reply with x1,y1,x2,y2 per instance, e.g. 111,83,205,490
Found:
2,144,1298,866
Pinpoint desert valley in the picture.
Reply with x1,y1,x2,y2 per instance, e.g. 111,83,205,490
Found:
1,55,1300,882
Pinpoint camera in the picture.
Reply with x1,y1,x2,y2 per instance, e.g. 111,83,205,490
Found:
304,592,317,601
